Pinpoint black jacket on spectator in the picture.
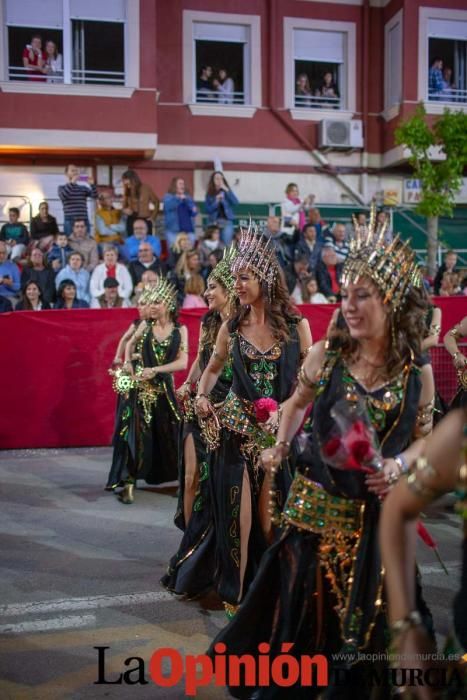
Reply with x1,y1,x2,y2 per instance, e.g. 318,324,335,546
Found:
315,259,343,299
128,258,166,286
294,238,322,272
16,300,51,311
21,267,57,305
54,298,90,309
433,263,458,295
30,214,59,240
283,263,311,295
0,295,13,313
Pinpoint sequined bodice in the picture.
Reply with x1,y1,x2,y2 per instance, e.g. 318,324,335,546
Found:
237,333,283,399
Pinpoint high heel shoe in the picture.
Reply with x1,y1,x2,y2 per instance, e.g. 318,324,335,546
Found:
118,483,134,504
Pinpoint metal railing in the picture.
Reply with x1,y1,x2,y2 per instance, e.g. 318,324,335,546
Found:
295,94,341,109
427,87,467,103
195,89,245,105
8,65,124,86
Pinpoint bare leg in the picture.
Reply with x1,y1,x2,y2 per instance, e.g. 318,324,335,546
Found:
238,467,252,602
258,470,273,544
183,433,199,526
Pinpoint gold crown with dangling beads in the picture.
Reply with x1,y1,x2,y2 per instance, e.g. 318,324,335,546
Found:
231,221,279,298
207,245,237,299
143,277,178,311
342,203,421,312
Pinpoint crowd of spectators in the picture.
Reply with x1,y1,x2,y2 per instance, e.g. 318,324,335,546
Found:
0,169,464,313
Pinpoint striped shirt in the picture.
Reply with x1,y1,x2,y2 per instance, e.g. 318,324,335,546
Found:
58,182,98,220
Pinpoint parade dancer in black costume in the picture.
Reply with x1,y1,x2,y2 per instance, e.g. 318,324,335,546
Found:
444,316,467,409
161,247,237,598
209,208,436,698
117,278,188,504
196,227,312,612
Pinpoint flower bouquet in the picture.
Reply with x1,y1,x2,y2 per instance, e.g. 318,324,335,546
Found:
253,398,279,448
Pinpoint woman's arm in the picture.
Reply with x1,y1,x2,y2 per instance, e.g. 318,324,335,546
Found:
225,189,239,206
421,306,441,351
297,317,313,360
140,325,189,378
113,323,137,364
196,322,230,415
204,195,219,216
444,315,467,368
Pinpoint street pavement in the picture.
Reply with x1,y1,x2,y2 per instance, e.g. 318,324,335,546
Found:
0,447,462,699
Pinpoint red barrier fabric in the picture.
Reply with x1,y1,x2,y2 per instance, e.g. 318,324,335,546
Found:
1,298,465,449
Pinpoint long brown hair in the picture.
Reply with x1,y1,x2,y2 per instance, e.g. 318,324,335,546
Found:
122,169,141,198
232,273,302,343
168,176,191,196
328,284,428,376
206,171,230,197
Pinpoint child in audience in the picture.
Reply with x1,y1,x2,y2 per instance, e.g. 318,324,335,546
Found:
47,232,73,271
181,274,207,309
301,275,329,304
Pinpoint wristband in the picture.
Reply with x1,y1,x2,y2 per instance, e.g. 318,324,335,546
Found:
195,393,209,401
275,440,291,451
390,610,422,638
394,454,409,474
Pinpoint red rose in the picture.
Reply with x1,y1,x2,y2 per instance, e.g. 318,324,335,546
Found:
253,397,278,423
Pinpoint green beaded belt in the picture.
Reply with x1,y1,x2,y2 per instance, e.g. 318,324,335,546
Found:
218,390,257,437
282,474,364,535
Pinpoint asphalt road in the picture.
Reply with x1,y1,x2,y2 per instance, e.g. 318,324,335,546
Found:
0,447,462,700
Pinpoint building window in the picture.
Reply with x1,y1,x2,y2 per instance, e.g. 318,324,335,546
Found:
284,18,356,119
384,10,403,117
293,29,343,109
183,11,262,114
418,8,467,111
5,0,126,86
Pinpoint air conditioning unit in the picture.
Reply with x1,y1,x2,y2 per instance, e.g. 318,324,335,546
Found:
318,119,363,149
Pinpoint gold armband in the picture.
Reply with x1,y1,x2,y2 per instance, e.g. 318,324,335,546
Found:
450,325,462,339
406,457,440,501
298,364,317,390
428,323,441,336
300,344,313,361
212,348,227,362
414,397,434,437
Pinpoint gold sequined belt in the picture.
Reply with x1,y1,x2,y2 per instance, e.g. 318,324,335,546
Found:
282,474,364,535
218,390,257,437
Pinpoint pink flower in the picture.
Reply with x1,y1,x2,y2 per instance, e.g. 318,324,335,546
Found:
253,397,278,423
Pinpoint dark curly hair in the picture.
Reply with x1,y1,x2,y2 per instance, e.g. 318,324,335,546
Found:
230,272,302,343
328,283,428,375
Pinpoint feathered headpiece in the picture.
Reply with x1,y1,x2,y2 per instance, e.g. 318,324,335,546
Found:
342,203,421,312
207,245,237,299
142,277,178,311
231,222,279,297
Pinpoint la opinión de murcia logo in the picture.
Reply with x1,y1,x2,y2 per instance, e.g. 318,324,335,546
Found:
94,644,329,696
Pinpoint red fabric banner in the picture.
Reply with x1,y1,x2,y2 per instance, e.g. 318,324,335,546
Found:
1,297,465,449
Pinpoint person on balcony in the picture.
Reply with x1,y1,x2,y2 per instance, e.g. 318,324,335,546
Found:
315,71,339,108
428,56,444,101
295,73,312,107
22,35,46,81
213,68,235,104
197,65,214,102
42,40,62,83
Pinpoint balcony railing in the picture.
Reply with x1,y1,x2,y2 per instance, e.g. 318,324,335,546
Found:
294,93,341,109
195,89,245,105
428,87,467,104
7,65,124,86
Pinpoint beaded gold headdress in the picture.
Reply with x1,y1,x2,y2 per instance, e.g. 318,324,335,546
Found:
342,203,421,312
138,284,157,305
144,277,178,311
207,245,237,299
231,222,279,297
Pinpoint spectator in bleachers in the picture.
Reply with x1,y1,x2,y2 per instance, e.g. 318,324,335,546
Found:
122,217,161,262
47,232,73,272
94,192,125,246
324,223,349,263
281,183,313,242
171,249,202,301
30,201,58,251
284,253,312,303
0,296,13,313
55,279,90,309
90,246,133,302
439,271,461,297
376,208,393,243
69,218,99,272
128,241,165,287
90,277,130,309
433,250,458,295
301,275,329,304
0,241,21,302
315,245,343,302
122,170,159,236
0,207,29,261
166,232,191,270
263,215,290,268
58,165,98,235
21,248,56,305
295,223,322,271
205,171,239,245
15,280,51,311
204,248,224,279
308,207,329,244
354,211,367,227
198,225,225,271
22,35,46,81
132,268,159,305
163,177,198,248
55,251,91,304
181,274,208,309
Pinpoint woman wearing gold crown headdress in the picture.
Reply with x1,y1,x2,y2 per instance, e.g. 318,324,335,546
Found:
208,209,436,698
161,247,238,598
380,407,467,700
116,277,188,504
105,292,151,492
195,226,312,609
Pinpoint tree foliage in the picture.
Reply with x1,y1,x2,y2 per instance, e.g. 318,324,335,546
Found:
395,105,467,218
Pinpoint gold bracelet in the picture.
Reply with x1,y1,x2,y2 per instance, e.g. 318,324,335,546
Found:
298,365,316,390
390,611,422,639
